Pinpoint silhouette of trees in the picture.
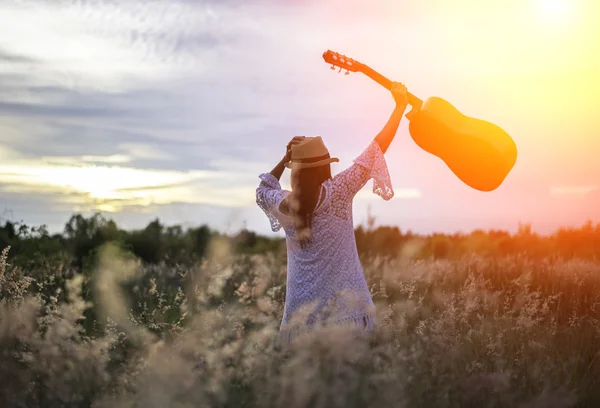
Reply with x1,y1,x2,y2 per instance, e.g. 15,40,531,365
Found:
2,213,600,273
64,213,120,269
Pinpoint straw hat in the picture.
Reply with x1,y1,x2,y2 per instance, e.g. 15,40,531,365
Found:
285,136,339,169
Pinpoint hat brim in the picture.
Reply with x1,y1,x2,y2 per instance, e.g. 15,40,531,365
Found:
285,157,339,169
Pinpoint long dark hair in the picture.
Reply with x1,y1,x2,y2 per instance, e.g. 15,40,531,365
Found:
289,164,332,249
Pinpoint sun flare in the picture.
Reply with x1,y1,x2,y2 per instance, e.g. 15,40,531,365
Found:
537,0,572,21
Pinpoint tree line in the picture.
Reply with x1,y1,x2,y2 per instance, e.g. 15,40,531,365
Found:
1,213,600,272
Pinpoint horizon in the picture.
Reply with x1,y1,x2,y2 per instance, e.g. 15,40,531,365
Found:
1,208,597,239
1,0,599,238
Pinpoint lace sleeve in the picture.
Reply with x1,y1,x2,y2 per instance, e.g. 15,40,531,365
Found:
331,140,394,201
256,173,285,232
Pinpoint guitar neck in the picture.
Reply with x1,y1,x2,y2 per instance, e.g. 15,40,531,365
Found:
360,64,422,108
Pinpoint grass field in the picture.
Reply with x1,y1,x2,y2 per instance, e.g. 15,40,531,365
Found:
1,243,600,408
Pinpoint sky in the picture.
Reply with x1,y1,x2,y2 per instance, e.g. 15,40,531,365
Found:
0,0,599,237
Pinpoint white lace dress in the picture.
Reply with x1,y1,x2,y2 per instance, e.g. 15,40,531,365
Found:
256,140,394,342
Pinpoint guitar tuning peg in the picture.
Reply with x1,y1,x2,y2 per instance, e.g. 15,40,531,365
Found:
338,67,342,73
345,70,350,75
330,65,335,70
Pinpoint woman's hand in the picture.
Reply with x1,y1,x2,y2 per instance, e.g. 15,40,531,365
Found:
269,136,307,181
284,136,306,163
391,82,409,109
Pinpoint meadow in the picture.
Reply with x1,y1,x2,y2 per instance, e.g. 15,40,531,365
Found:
1,213,600,407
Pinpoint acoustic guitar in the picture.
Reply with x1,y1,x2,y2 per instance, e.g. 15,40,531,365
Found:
322,50,517,192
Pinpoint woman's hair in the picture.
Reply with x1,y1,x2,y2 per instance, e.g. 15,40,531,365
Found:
289,164,332,249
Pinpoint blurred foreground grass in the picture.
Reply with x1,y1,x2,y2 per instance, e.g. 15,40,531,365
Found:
1,242,599,408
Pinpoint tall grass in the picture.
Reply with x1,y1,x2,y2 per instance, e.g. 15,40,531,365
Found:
1,243,599,407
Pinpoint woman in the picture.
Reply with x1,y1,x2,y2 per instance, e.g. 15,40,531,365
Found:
256,82,409,343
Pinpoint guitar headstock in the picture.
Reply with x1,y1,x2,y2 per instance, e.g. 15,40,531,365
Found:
322,50,363,75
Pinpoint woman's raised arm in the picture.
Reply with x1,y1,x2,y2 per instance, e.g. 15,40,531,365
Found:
373,82,409,154
329,84,408,204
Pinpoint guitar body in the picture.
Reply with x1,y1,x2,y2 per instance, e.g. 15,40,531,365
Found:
408,97,517,192
322,50,518,192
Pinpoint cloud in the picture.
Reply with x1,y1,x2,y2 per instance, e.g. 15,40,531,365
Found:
0,0,374,157
118,143,174,161
0,1,221,91
0,0,598,237
549,185,598,197
0,49,36,64
0,153,261,212
0,0,430,236
355,187,421,200
44,154,132,166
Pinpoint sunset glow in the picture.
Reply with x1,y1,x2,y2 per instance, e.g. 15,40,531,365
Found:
0,155,257,213
0,0,598,234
